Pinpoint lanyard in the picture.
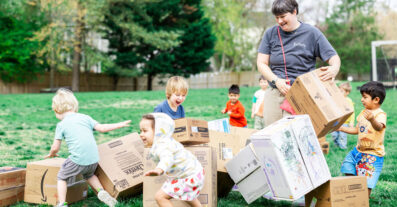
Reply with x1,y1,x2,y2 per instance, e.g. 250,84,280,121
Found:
277,26,290,85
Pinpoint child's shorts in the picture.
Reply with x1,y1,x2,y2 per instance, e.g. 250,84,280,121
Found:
57,158,98,182
161,168,205,201
340,147,384,189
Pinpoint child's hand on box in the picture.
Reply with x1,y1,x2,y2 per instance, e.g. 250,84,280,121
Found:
44,152,58,159
145,168,164,176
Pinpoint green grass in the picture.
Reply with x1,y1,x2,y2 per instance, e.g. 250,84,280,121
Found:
1,83,396,206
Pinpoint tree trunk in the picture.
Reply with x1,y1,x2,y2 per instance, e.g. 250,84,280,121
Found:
72,1,85,92
147,73,153,91
112,75,119,91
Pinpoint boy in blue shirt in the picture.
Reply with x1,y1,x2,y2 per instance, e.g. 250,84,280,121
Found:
154,76,188,119
46,88,131,207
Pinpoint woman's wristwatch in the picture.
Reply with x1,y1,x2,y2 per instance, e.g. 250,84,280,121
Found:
271,77,278,85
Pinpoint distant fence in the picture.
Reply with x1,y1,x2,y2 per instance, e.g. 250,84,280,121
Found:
0,71,262,94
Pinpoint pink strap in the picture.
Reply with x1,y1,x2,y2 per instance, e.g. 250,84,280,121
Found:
277,27,290,85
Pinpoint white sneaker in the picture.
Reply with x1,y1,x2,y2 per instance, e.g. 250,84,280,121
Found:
98,190,117,207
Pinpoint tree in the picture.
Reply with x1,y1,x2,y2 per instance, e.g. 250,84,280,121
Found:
103,0,215,90
322,0,382,79
202,0,273,71
0,0,46,83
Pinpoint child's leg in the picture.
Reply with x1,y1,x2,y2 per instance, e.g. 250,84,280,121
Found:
331,131,341,148
186,198,202,207
57,180,68,205
155,189,173,207
87,175,117,207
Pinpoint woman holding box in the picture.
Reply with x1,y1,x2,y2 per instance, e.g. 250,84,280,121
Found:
257,0,341,126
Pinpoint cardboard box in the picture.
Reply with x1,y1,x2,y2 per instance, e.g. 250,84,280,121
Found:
208,130,240,173
320,141,330,155
318,136,326,143
286,69,354,137
143,146,217,207
24,158,87,205
230,126,257,146
225,144,269,204
251,115,331,201
96,133,144,198
305,176,369,207
173,118,209,145
0,167,25,207
208,118,230,133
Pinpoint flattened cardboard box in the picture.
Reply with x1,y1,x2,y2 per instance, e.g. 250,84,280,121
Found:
173,118,209,145
96,133,144,198
251,115,331,201
286,69,354,137
24,158,87,205
143,146,217,207
305,176,369,207
0,167,25,207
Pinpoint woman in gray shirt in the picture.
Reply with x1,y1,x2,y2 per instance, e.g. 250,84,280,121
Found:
257,0,341,126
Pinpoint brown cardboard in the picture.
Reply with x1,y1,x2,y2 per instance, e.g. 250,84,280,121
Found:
305,176,369,207
0,167,25,207
318,137,326,143
143,146,217,207
208,130,240,173
24,158,87,205
286,69,354,137
230,126,257,146
173,118,209,145
96,133,144,198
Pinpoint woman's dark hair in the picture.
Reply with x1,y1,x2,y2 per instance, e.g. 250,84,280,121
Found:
272,0,299,16
360,81,386,104
142,114,155,129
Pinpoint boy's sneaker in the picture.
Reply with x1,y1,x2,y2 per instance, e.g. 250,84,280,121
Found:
98,190,117,207
55,202,68,207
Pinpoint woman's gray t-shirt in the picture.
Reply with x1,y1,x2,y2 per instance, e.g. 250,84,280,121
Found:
258,23,337,85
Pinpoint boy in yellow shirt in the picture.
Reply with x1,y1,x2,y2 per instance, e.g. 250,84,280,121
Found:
339,81,387,196
331,82,355,149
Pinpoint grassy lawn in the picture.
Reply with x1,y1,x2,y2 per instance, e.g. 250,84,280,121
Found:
1,82,396,206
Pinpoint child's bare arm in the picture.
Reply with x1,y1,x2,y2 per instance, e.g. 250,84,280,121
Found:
94,120,131,133
363,109,385,131
338,124,358,135
45,139,61,158
251,103,255,118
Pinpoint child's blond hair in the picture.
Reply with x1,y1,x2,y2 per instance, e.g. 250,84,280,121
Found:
52,88,79,114
165,76,188,99
339,82,352,92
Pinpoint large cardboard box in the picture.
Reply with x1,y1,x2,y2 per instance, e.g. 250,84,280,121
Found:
143,146,217,207
225,144,269,204
24,158,87,205
251,115,331,201
0,167,25,207
230,126,257,146
305,176,369,207
96,133,144,198
208,130,240,173
286,69,354,137
173,118,209,144
208,118,230,133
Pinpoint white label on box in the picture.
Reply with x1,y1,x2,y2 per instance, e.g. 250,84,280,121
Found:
83,190,87,197
191,126,198,133
222,148,233,159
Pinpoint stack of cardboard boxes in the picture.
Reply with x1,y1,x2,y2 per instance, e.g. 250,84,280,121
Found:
143,118,217,207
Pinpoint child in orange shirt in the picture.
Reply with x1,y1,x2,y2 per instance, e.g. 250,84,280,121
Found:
221,84,247,127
